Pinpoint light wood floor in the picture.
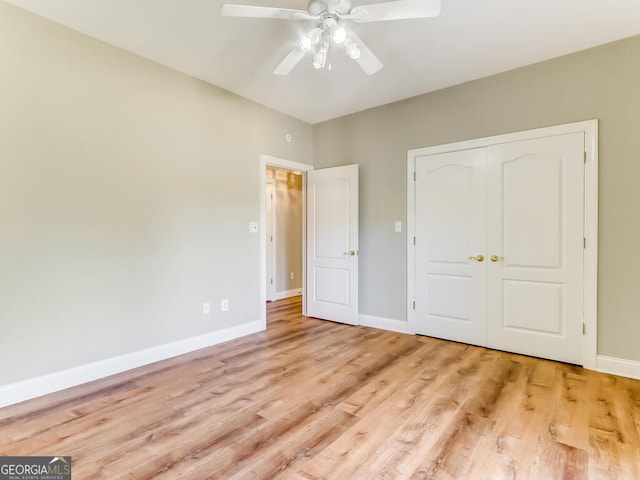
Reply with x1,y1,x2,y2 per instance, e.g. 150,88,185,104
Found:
1,296,640,479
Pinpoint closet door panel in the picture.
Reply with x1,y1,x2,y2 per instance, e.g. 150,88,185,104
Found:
414,148,487,346
486,133,585,364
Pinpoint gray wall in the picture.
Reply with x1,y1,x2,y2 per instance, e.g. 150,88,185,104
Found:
0,1,312,385
314,34,640,362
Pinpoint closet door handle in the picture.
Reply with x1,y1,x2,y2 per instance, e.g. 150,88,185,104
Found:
490,255,503,262
469,254,484,262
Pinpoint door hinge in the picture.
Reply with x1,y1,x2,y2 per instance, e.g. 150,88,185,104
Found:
582,322,586,335
413,236,416,246
270,235,273,242
271,193,274,199
413,171,416,181
584,151,587,164
270,278,273,285
412,300,415,310
583,237,586,249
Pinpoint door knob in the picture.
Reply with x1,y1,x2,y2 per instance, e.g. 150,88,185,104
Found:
469,254,484,262
344,250,358,256
490,255,503,262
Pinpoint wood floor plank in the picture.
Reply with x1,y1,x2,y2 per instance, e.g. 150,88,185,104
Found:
1,295,640,479
468,358,553,479
407,354,518,479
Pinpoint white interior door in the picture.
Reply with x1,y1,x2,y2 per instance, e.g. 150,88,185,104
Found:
266,182,276,302
414,148,487,345
306,164,358,325
486,133,585,364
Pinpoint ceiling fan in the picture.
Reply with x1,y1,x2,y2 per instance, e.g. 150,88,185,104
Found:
221,0,441,75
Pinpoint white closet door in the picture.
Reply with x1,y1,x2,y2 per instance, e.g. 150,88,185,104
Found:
486,133,585,364
414,148,487,346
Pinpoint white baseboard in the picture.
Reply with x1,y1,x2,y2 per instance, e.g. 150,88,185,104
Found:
596,355,640,380
0,319,264,409
359,314,409,334
274,288,302,301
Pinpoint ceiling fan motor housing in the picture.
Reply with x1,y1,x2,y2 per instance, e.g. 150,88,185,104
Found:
308,0,352,16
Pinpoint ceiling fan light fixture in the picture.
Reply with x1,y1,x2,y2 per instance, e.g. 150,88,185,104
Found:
311,50,327,70
343,37,360,59
312,53,324,69
299,35,312,52
309,27,322,44
300,27,322,52
312,43,329,69
332,25,348,44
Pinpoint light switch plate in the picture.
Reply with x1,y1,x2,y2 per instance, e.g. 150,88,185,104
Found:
395,221,402,233
249,222,258,233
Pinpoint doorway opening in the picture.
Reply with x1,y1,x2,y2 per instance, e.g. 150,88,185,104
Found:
259,155,313,328
266,166,304,302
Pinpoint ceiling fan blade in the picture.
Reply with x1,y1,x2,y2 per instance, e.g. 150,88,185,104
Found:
347,0,441,23
273,49,306,75
348,31,383,75
221,4,314,20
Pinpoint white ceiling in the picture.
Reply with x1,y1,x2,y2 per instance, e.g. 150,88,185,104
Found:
7,0,640,124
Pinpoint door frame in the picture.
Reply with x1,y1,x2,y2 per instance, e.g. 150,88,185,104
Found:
260,154,313,327
407,119,598,369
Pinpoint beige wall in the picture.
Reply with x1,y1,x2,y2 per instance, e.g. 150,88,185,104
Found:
0,1,312,385
266,167,303,294
314,35,640,362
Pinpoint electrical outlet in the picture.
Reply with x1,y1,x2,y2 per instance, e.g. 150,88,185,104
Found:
221,299,229,312
203,302,210,315
290,272,294,280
